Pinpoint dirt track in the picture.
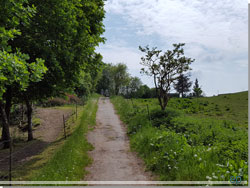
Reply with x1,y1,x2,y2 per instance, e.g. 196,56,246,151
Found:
0,107,72,172
85,97,152,181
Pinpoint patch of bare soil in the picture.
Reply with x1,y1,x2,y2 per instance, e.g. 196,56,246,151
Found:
0,107,72,173
84,97,153,181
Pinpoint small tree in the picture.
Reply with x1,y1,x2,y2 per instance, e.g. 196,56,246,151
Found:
192,78,203,97
174,73,192,98
139,43,194,110
112,63,130,95
127,77,142,98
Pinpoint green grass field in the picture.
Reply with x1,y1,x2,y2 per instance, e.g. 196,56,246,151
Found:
111,91,248,182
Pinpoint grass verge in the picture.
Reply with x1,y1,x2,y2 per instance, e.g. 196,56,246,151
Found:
12,96,99,181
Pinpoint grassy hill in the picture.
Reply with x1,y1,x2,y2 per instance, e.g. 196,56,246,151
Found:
166,91,248,127
111,91,248,182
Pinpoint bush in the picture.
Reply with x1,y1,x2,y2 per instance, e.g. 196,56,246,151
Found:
66,93,83,104
42,98,70,107
150,108,182,128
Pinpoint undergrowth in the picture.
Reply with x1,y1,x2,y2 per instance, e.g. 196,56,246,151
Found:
111,96,248,183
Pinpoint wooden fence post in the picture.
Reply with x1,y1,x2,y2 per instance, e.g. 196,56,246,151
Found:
76,103,77,119
63,115,66,139
9,139,12,183
146,104,151,121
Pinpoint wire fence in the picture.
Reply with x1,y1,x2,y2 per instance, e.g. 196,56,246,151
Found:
0,102,79,181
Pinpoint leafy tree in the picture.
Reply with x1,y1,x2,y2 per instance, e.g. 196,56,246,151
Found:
192,78,203,97
111,63,130,95
127,77,142,98
9,0,105,141
174,73,192,98
139,43,195,110
96,63,115,96
0,0,47,147
133,85,151,98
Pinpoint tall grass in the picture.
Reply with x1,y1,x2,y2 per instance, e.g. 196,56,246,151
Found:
111,96,248,182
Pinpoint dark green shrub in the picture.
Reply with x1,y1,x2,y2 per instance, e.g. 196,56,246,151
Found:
150,108,182,128
42,98,70,107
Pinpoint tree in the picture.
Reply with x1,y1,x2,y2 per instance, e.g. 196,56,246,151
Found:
9,0,105,141
174,73,192,97
96,63,115,96
111,63,130,95
192,78,203,97
0,0,47,147
139,43,195,110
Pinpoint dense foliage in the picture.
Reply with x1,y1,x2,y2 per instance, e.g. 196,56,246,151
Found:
0,0,105,146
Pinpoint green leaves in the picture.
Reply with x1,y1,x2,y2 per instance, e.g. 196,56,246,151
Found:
139,43,195,110
29,58,47,82
0,50,47,100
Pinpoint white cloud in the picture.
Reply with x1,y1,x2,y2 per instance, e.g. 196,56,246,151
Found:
101,0,248,96
97,43,142,70
105,0,247,52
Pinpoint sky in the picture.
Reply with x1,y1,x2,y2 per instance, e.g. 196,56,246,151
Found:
96,0,248,96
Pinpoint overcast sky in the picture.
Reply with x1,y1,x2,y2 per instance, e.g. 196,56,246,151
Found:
96,0,248,96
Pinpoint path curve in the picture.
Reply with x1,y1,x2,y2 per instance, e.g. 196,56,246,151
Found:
84,97,153,181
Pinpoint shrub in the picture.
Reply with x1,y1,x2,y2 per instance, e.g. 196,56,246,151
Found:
66,93,83,104
150,108,182,128
42,98,70,107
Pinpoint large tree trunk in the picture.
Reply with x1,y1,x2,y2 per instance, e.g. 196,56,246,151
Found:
25,98,33,141
5,87,12,122
0,101,11,148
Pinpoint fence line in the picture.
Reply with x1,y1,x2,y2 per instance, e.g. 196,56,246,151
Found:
0,103,80,180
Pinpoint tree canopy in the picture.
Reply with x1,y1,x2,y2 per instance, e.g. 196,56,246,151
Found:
139,43,195,110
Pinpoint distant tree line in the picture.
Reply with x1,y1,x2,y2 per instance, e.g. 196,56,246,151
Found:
95,62,203,100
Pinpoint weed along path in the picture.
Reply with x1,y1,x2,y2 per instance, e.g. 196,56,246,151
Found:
85,97,152,181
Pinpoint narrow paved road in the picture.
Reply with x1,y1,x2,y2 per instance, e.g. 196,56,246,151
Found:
84,97,152,181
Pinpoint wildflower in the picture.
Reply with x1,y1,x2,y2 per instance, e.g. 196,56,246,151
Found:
206,176,212,180
221,175,225,179
169,166,171,169
207,148,211,151
194,154,197,157
213,175,218,179
174,152,176,155
199,158,202,161
226,171,230,174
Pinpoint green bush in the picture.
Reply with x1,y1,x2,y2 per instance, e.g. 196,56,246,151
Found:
42,98,70,107
150,108,182,128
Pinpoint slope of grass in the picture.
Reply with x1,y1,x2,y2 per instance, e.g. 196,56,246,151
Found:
111,92,248,183
12,96,99,181
169,91,248,127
